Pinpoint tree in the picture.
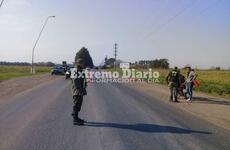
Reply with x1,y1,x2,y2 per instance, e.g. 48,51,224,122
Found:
134,59,169,69
104,56,108,64
149,59,169,69
75,47,94,68
105,58,115,67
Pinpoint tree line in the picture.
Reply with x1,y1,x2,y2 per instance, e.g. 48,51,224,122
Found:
103,57,170,69
0,61,55,67
133,59,169,69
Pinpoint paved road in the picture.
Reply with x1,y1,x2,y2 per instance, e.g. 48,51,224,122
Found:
0,78,229,150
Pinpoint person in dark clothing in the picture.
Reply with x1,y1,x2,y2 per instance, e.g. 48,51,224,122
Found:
71,58,87,125
166,67,180,102
177,69,186,99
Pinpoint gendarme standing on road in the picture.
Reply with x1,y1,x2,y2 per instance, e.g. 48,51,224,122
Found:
71,58,87,125
166,67,180,102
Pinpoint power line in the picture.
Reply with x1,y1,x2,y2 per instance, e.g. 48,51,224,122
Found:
134,1,174,41
141,0,222,42
198,0,222,15
142,0,196,41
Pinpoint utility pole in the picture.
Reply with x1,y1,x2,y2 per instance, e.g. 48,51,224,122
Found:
31,16,55,73
0,0,5,9
114,43,118,69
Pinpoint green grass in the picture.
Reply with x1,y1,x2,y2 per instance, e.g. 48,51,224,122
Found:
104,68,230,98
153,69,230,99
106,68,123,75
192,70,230,98
0,66,51,82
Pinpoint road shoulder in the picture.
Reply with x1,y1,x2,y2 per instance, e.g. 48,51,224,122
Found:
125,82,230,131
0,74,62,101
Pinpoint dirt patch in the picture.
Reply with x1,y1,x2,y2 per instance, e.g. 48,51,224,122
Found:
125,82,230,131
0,74,62,100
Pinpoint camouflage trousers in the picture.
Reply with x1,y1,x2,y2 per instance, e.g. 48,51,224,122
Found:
72,95,83,118
169,82,178,101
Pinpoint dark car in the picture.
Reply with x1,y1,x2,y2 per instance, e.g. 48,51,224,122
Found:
51,66,65,75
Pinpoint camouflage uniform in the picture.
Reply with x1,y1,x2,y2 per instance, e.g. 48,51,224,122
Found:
166,68,180,102
71,60,87,124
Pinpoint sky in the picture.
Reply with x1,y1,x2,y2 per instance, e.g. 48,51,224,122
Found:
0,0,229,69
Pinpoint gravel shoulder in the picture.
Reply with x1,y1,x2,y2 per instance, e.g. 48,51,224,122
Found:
0,74,62,100
125,82,230,131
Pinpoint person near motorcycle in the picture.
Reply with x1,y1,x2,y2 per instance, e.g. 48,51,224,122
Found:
166,67,180,102
185,66,197,101
177,69,187,99
71,58,87,125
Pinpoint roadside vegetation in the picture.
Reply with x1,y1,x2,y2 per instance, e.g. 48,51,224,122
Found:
0,66,51,82
105,67,230,99
152,69,230,99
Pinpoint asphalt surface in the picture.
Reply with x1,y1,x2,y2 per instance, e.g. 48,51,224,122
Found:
0,77,230,150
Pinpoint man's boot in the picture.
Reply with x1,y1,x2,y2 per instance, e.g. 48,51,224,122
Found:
174,97,179,102
74,118,84,125
73,112,84,125
77,117,85,123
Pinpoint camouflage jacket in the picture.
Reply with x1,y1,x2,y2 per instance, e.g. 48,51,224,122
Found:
71,69,87,97
166,70,180,86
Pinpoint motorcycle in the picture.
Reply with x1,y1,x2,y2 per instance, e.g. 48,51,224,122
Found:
65,70,71,79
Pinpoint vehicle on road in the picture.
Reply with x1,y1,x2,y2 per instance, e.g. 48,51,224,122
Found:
65,70,71,79
51,65,65,75
65,65,74,79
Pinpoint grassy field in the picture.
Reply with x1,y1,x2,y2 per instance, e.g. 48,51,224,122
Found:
107,68,230,99
0,66,51,82
153,69,230,99
2,66,229,98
